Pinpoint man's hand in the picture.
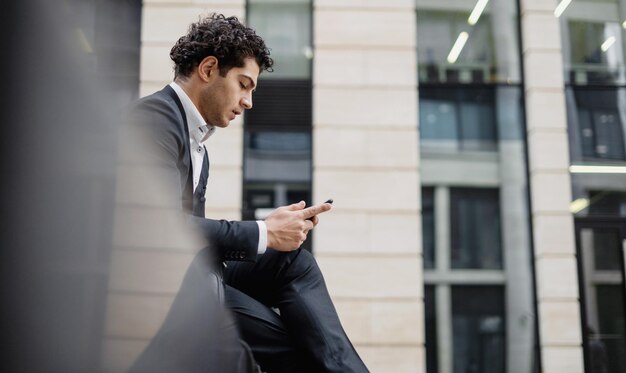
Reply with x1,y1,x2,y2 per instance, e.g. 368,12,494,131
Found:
264,201,332,252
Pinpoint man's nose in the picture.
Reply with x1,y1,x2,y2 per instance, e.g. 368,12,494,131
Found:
241,95,252,109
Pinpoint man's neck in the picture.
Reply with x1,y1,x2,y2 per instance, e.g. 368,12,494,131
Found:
173,77,201,110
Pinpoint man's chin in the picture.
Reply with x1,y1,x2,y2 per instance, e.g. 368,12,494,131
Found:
214,120,230,128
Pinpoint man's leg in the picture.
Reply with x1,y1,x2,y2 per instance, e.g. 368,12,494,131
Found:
225,285,319,373
224,249,369,373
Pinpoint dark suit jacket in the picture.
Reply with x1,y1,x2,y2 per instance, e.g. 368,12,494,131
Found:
124,85,259,263
123,85,261,372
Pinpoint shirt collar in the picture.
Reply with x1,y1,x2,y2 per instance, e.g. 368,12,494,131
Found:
169,82,215,144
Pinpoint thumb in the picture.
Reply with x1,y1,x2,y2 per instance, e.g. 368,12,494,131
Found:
286,200,306,211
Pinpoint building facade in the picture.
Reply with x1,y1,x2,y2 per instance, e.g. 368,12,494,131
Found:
93,0,626,372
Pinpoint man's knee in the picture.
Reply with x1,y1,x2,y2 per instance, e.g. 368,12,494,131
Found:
290,249,323,280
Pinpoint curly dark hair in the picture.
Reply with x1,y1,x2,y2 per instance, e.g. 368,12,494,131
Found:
170,14,273,78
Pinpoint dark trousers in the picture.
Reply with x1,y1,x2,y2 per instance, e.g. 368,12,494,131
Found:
224,249,369,373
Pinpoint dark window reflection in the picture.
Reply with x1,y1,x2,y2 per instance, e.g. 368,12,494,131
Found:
450,188,502,269
452,286,505,373
422,187,435,269
588,191,626,217
245,80,312,128
592,228,623,271
578,109,625,160
420,86,498,152
567,88,626,162
248,131,311,152
244,131,311,183
593,285,626,373
578,225,626,373
425,285,438,373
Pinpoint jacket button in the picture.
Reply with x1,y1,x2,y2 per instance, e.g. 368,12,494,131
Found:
200,197,206,202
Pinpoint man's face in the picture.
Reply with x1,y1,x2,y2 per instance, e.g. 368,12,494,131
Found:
198,57,260,127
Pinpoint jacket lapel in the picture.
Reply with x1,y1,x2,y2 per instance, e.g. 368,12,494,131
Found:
161,85,196,213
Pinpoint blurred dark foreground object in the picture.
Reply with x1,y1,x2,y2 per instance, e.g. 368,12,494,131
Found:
1,1,115,371
0,1,257,371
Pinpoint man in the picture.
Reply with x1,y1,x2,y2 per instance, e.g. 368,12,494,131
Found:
125,14,369,373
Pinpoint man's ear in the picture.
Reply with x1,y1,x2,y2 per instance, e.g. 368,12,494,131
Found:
197,56,219,82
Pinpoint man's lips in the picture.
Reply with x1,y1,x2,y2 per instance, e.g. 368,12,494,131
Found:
230,110,241,120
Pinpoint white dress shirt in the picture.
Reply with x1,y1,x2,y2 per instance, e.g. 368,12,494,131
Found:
169,82,267,254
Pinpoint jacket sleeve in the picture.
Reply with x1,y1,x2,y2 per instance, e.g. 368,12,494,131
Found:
188,216,259,262
121,96,260,262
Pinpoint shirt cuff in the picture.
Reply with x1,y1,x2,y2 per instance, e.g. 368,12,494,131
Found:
256,220,267,254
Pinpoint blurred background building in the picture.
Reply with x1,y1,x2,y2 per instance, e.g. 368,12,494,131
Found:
61,0,626,372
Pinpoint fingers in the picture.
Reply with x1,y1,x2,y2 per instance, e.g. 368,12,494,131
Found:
303,219,314,232
309,215,319,226
300,202,332,219
286,200,306,211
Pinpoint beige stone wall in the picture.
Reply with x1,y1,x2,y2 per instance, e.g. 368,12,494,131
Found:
520,0,584,372
313,1,424,372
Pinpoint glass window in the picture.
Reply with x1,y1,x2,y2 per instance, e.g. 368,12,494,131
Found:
592,228,623,270
245,80,312,128
423,187,435,269
418,2,533,372
420,86,498,152
245,1,313,251
244,131,311,183
452,286,506,373
572,188,626,217
450,188,502,270
594,285,626,373
588,191,626,217
248,0,311,80
566,88,626,162
578,225,626,373
416,2,521,84
560,0,626,85
243,131,311,227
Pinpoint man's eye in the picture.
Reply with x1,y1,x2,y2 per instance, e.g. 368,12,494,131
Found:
240,82,247,89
